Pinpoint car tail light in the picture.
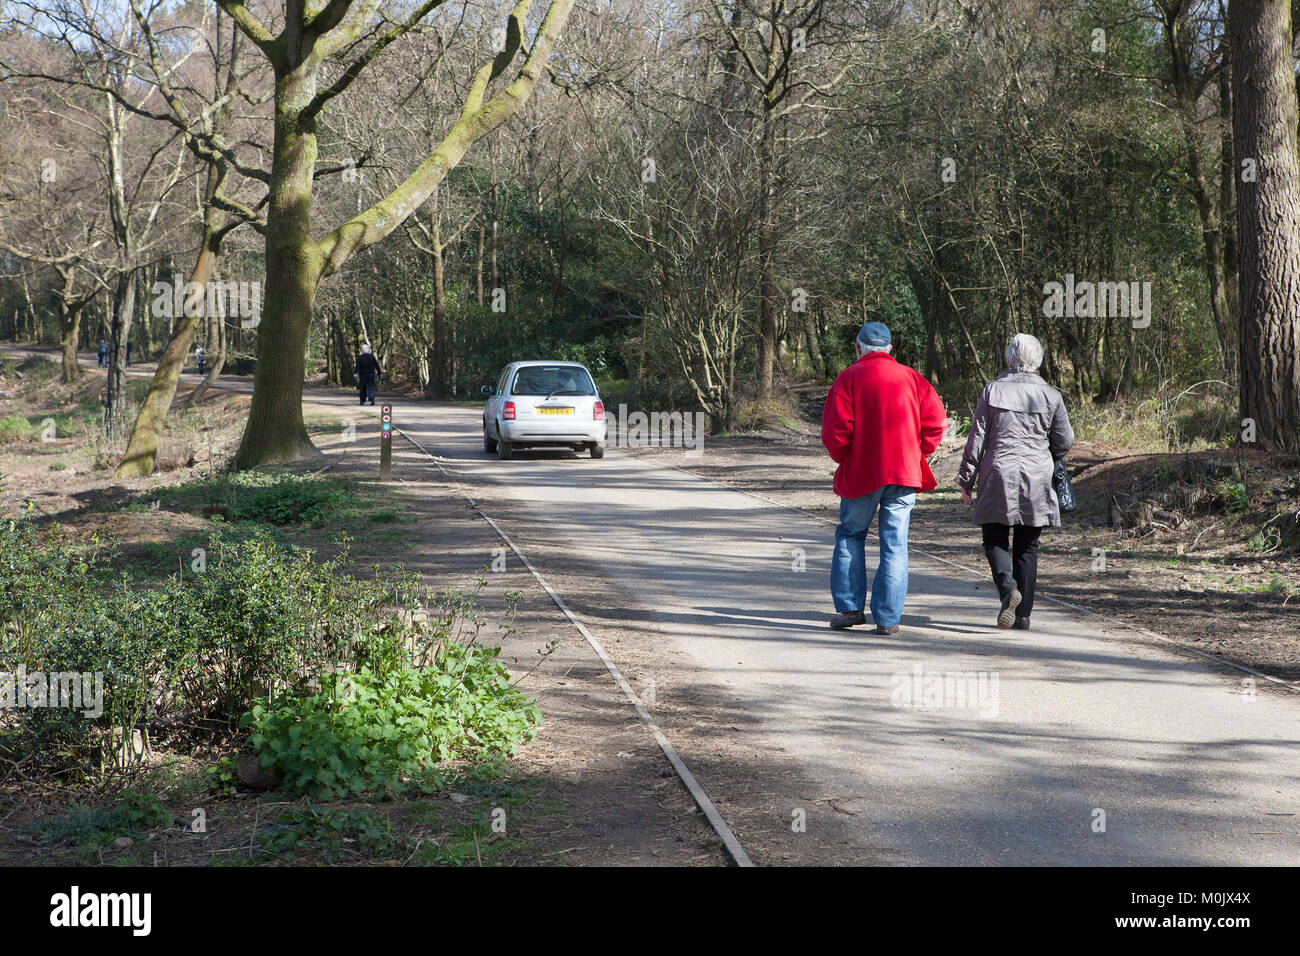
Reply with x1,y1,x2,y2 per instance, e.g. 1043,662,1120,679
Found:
503,401,515,420
593,401,604,420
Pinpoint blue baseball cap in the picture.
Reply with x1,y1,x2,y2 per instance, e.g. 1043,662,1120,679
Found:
857,321,891,347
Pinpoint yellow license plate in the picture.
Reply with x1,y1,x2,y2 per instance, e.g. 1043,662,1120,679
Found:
537,406,573,415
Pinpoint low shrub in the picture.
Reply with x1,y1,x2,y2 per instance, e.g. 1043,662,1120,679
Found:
0,415,36,442
34,789,170,846
225,473,352,524
157,471,358,526
257,804,399,862
0,513,536,787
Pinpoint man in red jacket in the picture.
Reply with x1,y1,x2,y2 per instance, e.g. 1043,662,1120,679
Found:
821,322,947,633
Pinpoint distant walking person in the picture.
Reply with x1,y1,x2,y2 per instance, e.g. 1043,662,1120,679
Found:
957,334,1074,630
195,345,208,375
96,339,107,367
355,343,380,406
822,321,947,634
125,341,133,366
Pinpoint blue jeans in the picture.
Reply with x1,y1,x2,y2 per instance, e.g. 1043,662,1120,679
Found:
831,484,916,626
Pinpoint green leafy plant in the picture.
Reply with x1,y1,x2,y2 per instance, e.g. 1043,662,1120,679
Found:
242,650,540,800
227,473,352,525
1215,480,1250,514
205,756,238,791
257,804,399,862
152,471,359,526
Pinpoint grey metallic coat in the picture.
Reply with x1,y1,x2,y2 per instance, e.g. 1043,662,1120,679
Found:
957,372,1075,527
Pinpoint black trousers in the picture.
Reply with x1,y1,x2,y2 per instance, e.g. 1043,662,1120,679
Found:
981,524,1043,621
358,375,376,404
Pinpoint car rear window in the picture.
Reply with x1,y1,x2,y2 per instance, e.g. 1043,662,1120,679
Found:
510,366,596,397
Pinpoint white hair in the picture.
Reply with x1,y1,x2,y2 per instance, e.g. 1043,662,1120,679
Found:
361,343,372,353
1005,333,1043,374
855,340,892,356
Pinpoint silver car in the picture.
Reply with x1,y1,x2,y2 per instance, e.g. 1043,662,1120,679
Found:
481,361,607,460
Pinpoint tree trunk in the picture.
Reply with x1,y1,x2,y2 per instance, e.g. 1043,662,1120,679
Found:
475,217,485,306
164,269,175,344
429,240,447,398
114,242,220,475
326,311,338,384
1181,115,1239,383
449,320,458,395
52,271,90,384
104,270,136,428
234,61,325,468
1219,62,1241,362
330,315,354,386
20,273,35,343
115,140,231,478
489,181,499,294
59,309,81,383
57,310,79,382
136,269,155,360
428,190,448,399
1231,0,1300,452
803,304,826,380
757,108,778,396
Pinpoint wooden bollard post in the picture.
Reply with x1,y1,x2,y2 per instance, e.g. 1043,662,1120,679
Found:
380,403,393,480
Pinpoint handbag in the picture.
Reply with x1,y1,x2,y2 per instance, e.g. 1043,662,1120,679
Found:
1053,458,1076,512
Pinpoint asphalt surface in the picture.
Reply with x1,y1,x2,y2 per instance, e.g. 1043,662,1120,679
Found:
13,347,1300,865
378,389,1300,866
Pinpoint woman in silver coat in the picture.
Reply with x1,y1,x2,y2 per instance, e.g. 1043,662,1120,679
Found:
957,334,1074,630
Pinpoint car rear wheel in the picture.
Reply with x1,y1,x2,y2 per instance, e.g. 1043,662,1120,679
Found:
497,438,514,460
483,429,497,454
590,443,605,459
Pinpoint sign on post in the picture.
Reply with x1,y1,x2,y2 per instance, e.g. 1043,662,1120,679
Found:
380,404,392,480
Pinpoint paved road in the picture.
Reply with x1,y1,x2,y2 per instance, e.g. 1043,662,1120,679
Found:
386,400,1299,866
13,346,1300,864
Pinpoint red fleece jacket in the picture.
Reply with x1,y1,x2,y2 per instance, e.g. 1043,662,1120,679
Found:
821,351,947,498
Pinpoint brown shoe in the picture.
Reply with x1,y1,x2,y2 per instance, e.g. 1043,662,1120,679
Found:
829,610,866,629
998,590,1022,629
873,624,900,636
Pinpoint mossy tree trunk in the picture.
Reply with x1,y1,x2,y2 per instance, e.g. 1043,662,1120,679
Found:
234,46,324,467
115,154,235,477
59,310,82,383
113,230,223,476
103,271,136,428
53,267,96,384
